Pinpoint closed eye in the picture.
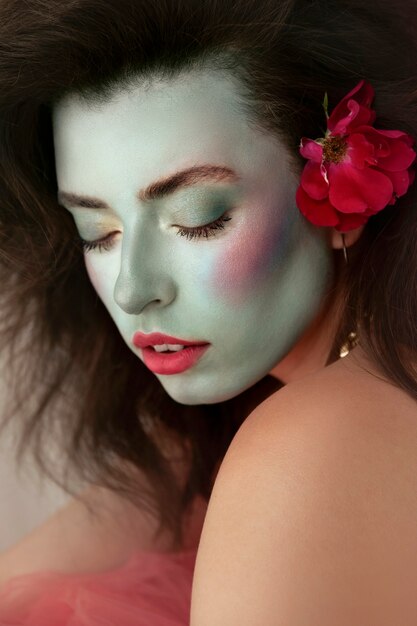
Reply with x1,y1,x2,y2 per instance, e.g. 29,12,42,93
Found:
76,214,233,253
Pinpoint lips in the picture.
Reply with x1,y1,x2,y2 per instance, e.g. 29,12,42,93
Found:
132,331,209,350
140,344,210,375
132,331,211,374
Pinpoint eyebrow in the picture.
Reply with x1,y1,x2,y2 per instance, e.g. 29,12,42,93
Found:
57,164,239,209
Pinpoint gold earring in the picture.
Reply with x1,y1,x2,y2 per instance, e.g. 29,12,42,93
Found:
338,233,359,357
339,330,359,358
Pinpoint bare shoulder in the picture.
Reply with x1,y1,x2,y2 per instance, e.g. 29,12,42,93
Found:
235,343,417,455
0,482,176,588
225,343,417,522
191,346,417,624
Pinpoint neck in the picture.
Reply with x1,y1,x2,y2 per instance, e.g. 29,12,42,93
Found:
268,285,344,384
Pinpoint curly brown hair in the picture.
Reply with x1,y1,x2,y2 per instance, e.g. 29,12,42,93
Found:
0,0,416,548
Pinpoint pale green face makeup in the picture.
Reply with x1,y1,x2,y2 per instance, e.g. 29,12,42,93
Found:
52,68,335,404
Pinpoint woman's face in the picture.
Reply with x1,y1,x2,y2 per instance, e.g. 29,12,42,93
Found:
53,68,335,404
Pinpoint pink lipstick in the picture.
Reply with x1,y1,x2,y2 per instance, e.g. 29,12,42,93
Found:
132,332,210,375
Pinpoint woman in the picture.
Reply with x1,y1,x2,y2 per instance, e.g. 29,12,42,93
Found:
0,0,416,623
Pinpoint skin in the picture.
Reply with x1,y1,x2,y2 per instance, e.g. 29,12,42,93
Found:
53,67,364,405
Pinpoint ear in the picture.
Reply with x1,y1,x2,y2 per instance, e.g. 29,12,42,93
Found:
327,224,366,250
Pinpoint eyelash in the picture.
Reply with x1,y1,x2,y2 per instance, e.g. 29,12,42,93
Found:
77,214,233,253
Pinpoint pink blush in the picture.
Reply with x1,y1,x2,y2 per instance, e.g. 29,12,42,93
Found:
211,214,291,303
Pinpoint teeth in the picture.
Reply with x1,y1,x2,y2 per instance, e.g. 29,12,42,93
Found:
153,343,186,353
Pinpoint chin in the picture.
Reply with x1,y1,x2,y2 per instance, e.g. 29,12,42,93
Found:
158,372,268,406
159,383,236,405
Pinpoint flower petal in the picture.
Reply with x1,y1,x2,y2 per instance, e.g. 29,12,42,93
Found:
300,160,329,200
295,185,339,227
328,163,393,213
377,137,416,172
383,169,414,198
300,138,323,163
372,129,414,145
334,211,371,232
347,133,377,169
327,80,376,135
354,126,416,171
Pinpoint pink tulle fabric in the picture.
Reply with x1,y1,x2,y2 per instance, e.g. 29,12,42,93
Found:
0,549,197,625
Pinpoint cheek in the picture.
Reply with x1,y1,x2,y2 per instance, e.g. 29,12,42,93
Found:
210,211,294,304
84,255,106,297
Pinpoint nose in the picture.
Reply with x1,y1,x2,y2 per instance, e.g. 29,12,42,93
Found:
113,223,176,315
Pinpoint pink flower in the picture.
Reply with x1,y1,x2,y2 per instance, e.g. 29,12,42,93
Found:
296,80,416,232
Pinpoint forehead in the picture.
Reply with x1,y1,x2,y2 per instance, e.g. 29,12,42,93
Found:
52,68,291,199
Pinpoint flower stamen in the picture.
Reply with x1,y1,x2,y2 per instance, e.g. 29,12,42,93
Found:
322,135,348,164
